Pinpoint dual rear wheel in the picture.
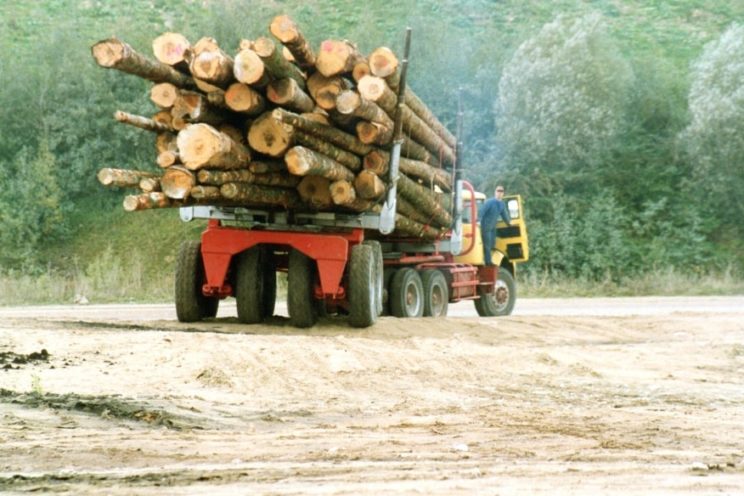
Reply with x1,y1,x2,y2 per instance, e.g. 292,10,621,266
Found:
388,268,449,318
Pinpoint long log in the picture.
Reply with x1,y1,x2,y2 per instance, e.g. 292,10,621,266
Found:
152,32,191,71
403,90,457,150
220,182,299,209
150,82,179,109
364,150,452,191
123,192,174,212
401,105,455,166
301,110,331,125
224,82,266,116
293,129,361,171
354,170,386,200
161,165,196,199
197,169,300,188
316,40,365,77
266,78,314,113
253,37,306,89
248,112,294,157
233,48,270,87
272,108,372,156
97,168,157,188
190,185,222,201
307,72,349,110
336,90,394,129
269,15,316,69
91,38,195,89
114,110,172,133
370,203,441,240
189,37,234,88
297,175,333,210
396,195,434,225
177,123,251,170
172,92,226,126
396,174,452,228
285,146,354,182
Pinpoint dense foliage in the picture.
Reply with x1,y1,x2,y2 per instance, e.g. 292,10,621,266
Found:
0,0,742,286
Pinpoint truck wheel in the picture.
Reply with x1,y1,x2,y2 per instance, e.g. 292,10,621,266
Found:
262,254,277,318
349,244,378,328
235,247,264,324
390,268,424,318
382,268,397,316
421,269,449,317
363,240,383,317
474,267,516,317
175,240,217,322
288,249,318,328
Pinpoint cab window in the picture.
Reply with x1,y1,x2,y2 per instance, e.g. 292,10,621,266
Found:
462,199,484,223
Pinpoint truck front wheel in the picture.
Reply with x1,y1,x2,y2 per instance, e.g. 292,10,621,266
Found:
349,244,378,328
390,268,424,318
474,267,516,316
288,249,318,328
175,240,218,322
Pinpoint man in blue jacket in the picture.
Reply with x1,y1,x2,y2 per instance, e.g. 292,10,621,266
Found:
479,185,511,266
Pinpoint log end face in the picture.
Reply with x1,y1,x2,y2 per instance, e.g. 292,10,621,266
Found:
335,90,360,115
316,40,352,77
248,113,293,157
177,123,220,169
369,46,398,78
152,32,191,65
233,49,264,85
92,39,124,67
270,15,299,43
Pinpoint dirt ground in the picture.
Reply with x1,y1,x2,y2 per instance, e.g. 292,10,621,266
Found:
1,297,743,495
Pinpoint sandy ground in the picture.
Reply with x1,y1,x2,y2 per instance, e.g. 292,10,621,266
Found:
1,297,743,494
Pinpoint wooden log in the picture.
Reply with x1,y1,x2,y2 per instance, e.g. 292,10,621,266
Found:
269,15,317,69
207,89,228,109
356,121,393,146
327,109,359,133
157,150,179,168
352,60,371,82
156,132,177,154
189,37,234,88
194,77,221,93
396,195,433,225
152,32,191,71
220,182,299,208
171,116,187,131
239,39,254,51
177,123,251,170
98,168,157,188
293,129,361,171
329,180,376,211
123,192,174,212
316,40,364,77
297,176,333,210
233,48,270,87
364,150,452,190
285,146,354,182
401,136,441,167
357,75,396,115
272,108,372,156
397,174,452,227
253,36,306,89
336,90,394,129
307,72,349,110
248,112,294,157
91,38,195,89
152,110,174,128
403,89,456,149
173,92,226,126
354,170,386,200
190,185,222,201
224,82,266,116
368,46,400,90
369,203,441,240
150,82,179,109
401,106,455,166
218,124,245,145
114,110,172,133
197,169,300,188
139,177,161,193
249,160,287,174
301,110,331,125
161,165,196,199
266,78,314,113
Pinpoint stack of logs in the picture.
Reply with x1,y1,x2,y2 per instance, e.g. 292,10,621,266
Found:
93,16,456,239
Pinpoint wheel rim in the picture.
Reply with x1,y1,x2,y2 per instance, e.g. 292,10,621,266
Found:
488,279,510,313
430,284,445,316
405,281,422,316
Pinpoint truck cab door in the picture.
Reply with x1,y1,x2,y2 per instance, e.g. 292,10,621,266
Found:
495,195,529,263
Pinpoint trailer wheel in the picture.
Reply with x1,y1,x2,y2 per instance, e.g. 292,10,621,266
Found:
235,247,264,324
349,244,378,328
175,240,218,322
390,268,424,318
288,249,318,328
363,240,383,317
381,268,397,316
474,267,516,317
421,269,449,317
262,254,277,318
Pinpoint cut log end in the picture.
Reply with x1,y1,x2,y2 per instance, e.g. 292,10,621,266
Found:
248,113,294,157
369,46,399,78
152,32,191,66
91,39,125,68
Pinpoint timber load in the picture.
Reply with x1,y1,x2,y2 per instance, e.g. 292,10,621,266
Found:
92,16,457,239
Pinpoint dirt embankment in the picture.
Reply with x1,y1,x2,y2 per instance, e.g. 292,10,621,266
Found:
1,299,743,494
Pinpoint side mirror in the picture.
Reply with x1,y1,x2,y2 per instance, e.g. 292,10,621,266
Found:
507,199,520,219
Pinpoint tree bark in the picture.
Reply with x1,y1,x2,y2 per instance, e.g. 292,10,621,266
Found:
336,90,394,129
114,110,173,133
401,136,441,167
151,32,191,71
123,192,174,211
369,203,442,240
267,78,314,113
272,108,373,156
396,195,434,225
206,89,228,109
400,105,455,166
98,168,157,187
403,90,456,150
297,175,333,210
233,48,271,87
91,37,195,88
190,185,222,201
253,36,306,89
157,150,179,168
220,182,300,209
364,150,452,190
317,40,365,77
269,15,317,70
197,169,300,188
177,123,251,170
249,160,287,174
247,112,294,157
301,110,331,125
396,173,452,227
189,37,234,88
139,177,161,193
293,130,361,171
307,72,349,110
150,82,179,109
161,165,196,199
285,146,355,182
224,82,266,116
354,170,386,200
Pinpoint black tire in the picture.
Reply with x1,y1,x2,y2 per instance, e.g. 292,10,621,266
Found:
390,268,424,318
363,240,384,317
262,253,277,317
421,269,449,317
235,247,264,324
349,244,378,328
382,267,397,316
474,267,516,317
175,240,217,322
288,249,318,328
